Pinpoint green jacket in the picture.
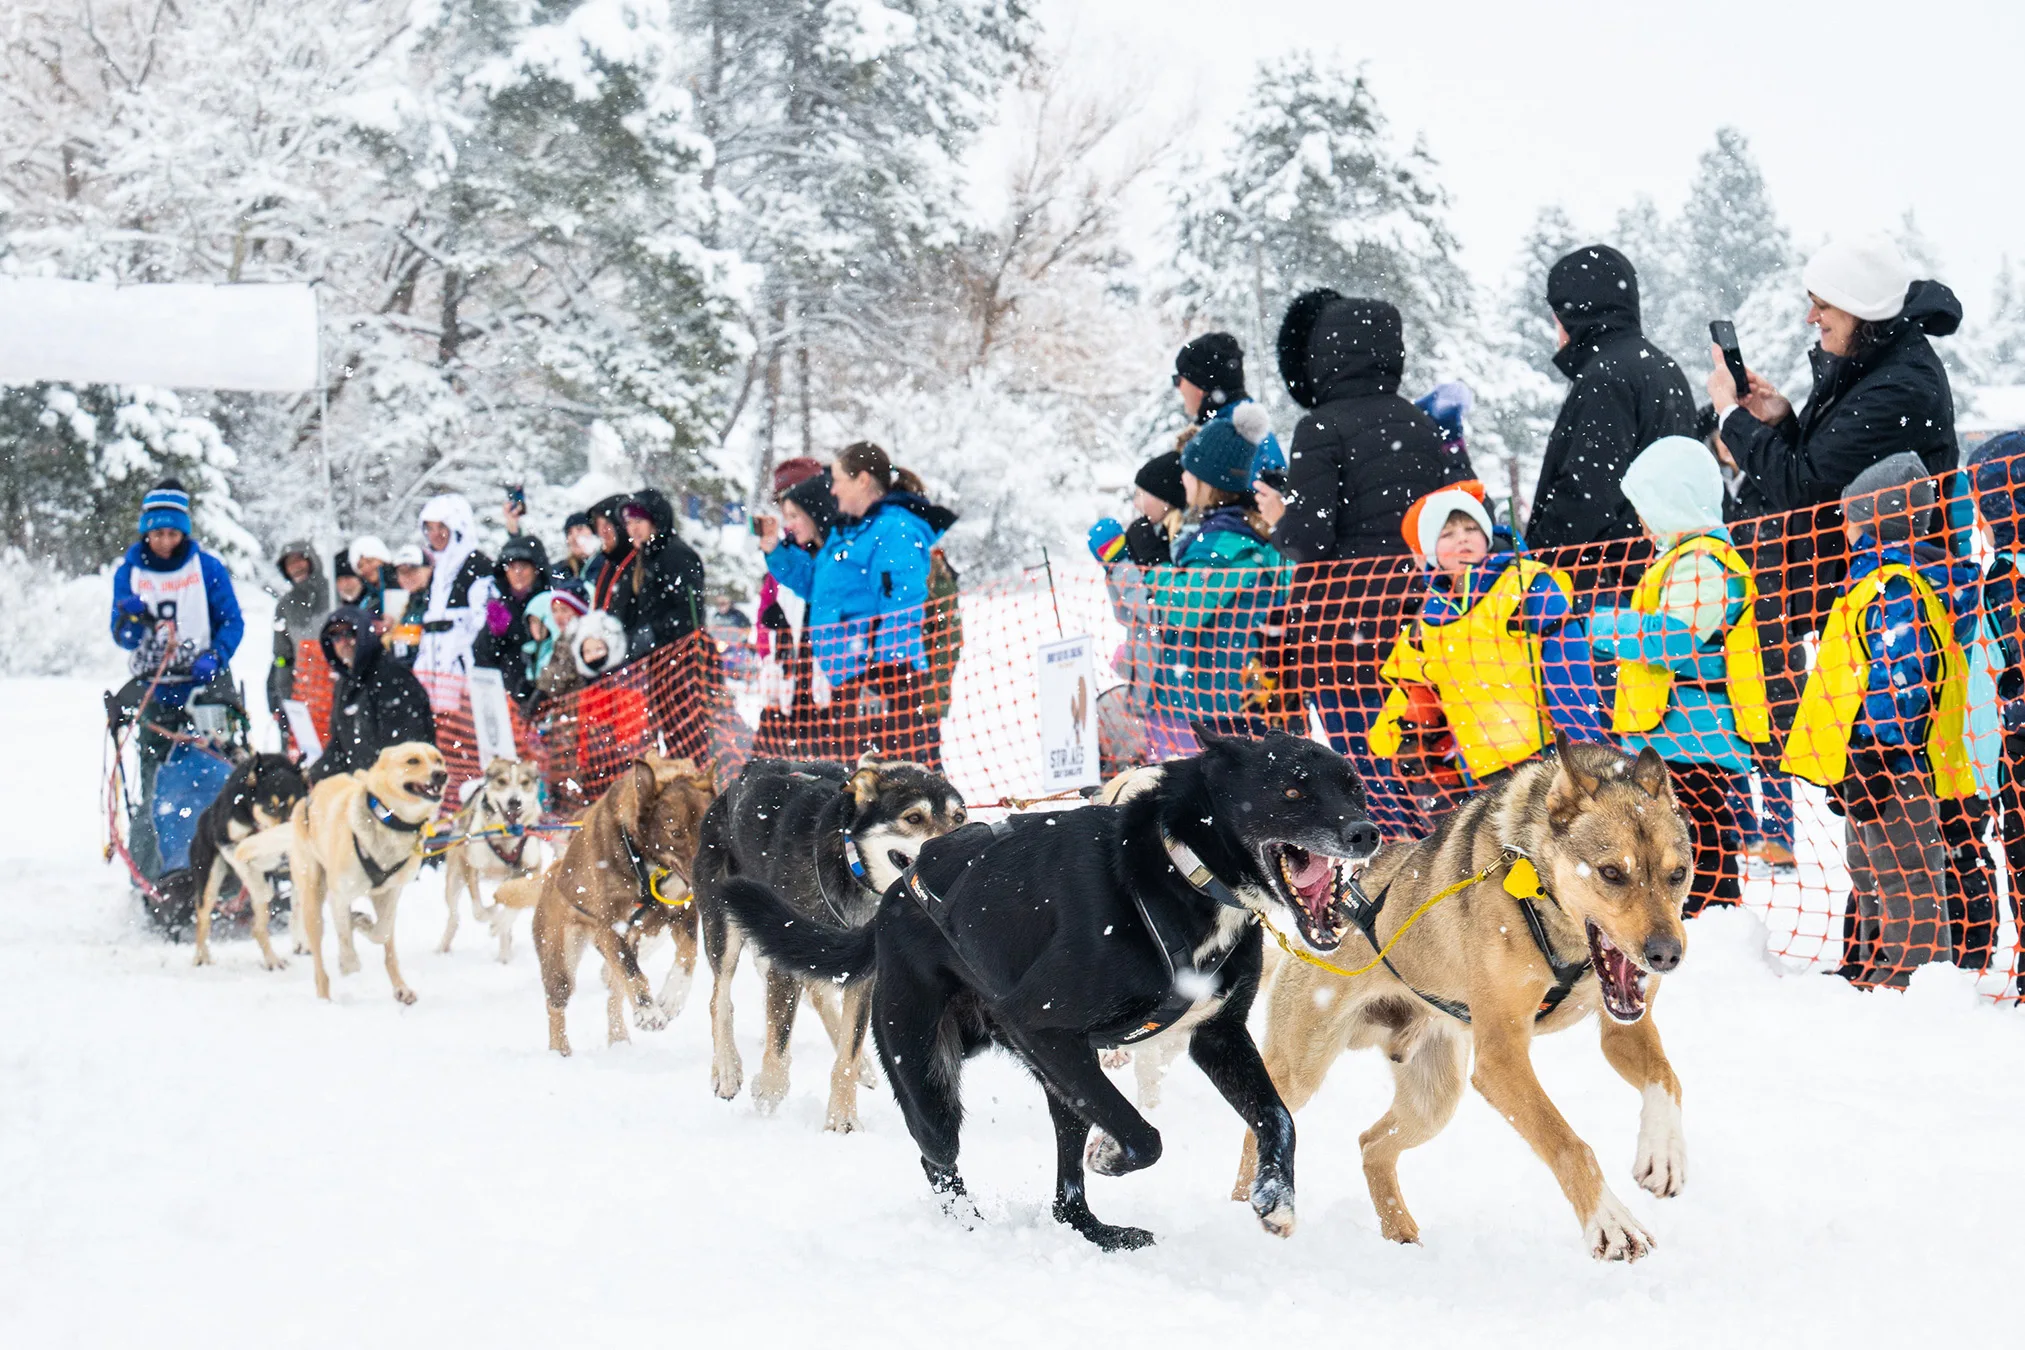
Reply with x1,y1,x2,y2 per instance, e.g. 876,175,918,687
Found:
1150,509,1289,720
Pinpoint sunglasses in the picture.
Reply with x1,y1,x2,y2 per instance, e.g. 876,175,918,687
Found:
1171,372,1182,387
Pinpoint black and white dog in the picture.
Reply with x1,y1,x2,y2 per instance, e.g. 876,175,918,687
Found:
189,752,310,970
694,756,966,1131
719,730,1380,1249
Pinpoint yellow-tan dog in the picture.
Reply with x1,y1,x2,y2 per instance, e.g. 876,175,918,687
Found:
1235,733,1690,1261
290,742,449,1004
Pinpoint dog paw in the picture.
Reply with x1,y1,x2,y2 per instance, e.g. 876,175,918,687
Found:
711,1061,743,1101
1584,1192,1656,1262
633,1001,669,1032
824,1108,861,1134
192,947,213,967
751,1063,789,1113
338,950,362,976
655,972,692,1019
393,986,418,1006
293,941,311,956
1249,1176,1297,1239
1633,1086,1686,1198
1085,1132,1129,1177
1098,1048,1132,1070
262,953,289,972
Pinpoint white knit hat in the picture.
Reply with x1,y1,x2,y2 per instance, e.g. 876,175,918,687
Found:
1410,487,1493,564
347,534,392,567
1802,235,1914,322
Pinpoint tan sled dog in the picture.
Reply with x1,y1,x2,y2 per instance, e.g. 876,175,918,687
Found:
1234,733,1690,1262
438,757,548,962
291,743,449,1004
531,755,716,1056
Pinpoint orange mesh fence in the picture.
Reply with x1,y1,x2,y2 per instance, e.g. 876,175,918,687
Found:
307,471,2023,1004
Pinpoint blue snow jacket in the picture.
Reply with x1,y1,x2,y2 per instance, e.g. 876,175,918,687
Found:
1419,551,1607,745
766,491,955,687
1843,537,1984,770
110,538,245,708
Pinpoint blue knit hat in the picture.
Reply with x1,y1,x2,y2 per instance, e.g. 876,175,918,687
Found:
138,479,193,537
1181,418,1258,495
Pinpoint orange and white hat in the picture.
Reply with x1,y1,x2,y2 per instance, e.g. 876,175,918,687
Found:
1401,480,1493,565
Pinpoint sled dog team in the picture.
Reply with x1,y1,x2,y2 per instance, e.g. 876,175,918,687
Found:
190,719,1694,1264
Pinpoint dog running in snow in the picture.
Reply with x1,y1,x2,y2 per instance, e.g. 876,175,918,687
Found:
437,757,549,963
693,756,966,1132
720,729,1380,1250
525,755,718,1057
1234,731,1690,1262
291,742,449,1004
190,752,309,970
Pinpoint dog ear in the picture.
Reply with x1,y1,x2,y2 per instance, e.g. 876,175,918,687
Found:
845,764,881,808
1545,739,1602,832
613,759,656,835
1190,720,1232,752
1630,746,1673,801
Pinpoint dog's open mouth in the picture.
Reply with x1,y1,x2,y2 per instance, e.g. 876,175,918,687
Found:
1264,843,1357,952
500,799,524,824
887,848,912,873
406,779,445,803
1586,921,1651,1024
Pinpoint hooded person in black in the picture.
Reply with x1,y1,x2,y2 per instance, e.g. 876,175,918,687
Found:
1719,280,1961,514
612,488,707,660
312,606,437,782
473,533,552,683
1269,291,1465,561
583,493,630,600
1526,245,1697,551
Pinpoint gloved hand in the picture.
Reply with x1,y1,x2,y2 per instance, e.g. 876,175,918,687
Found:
1088,518,1128,564
190,650,222,683
116,595,151,621
1414,381,1474,439
485,597,514,636
810,664,833,709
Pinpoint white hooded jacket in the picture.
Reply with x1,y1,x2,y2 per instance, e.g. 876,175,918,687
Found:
416,493,494,676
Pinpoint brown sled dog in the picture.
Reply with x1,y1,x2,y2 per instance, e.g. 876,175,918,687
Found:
291,742,450,1005
1235,732,1691,1262
527,755,717,1056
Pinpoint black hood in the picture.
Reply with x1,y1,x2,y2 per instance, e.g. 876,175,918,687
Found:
275,538,316,584
628,488,677,540
1277,290,1405,410
319,605,383,675
879,491,958,536
1901,279,1962,337
588,493,631,557
1547,244,1641,334
783,470,840,542
493,534,551,594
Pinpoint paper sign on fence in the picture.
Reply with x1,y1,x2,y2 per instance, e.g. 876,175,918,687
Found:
281,700,322,766
1036,634,1099,791
467,668,515,773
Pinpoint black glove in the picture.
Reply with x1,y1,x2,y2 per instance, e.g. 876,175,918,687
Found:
1123,515,1171,567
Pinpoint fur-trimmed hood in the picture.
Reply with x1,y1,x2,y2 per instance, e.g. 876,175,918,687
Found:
570,609,629,678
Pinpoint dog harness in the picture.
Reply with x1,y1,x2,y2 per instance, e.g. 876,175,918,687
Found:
354,790,425,889
1339,851,1590,1025
618,826,686,930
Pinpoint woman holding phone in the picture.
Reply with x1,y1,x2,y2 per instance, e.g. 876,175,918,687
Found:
756,442,955,767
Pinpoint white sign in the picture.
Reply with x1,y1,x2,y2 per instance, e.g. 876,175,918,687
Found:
0,279,320,391
467,667,516,773
1036,634,1100,791
281,700,323,766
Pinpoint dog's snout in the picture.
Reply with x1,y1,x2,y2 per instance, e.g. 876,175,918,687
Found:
429,769,449,788
1342,820,1381,860
1643,934,1683,973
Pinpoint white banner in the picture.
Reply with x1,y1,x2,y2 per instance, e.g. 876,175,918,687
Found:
1036,634,1100,791
466,667,516,774
281,700,323,766
0,278,319,391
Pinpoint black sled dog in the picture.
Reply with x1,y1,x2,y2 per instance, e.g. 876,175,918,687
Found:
719,729,1381,1250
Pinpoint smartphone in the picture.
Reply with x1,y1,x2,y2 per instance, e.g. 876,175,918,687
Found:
1709,321,1751,401
505,482,527,512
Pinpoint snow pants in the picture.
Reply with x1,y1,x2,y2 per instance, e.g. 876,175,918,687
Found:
1839,752,1950,989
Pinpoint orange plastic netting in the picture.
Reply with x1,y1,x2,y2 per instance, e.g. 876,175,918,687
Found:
296,482,2025,1003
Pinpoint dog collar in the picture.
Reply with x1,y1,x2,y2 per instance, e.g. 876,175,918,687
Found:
364,790,425,834
842,831,870,885
1160,833,1255,914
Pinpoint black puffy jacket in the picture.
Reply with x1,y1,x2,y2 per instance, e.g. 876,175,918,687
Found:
1723,280,1962,515
1271,292,1467,561
313,607,437,782
472,533,552,678
609,489,707,659
1526,246,1698,551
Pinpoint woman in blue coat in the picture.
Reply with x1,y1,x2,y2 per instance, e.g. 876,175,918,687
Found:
758,442,957,766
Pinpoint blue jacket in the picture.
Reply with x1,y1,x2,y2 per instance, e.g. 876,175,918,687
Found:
1420,552,1607,745
766,492,950,687
1588,534,1754,772
1843,538,1984,768
111,538,244,707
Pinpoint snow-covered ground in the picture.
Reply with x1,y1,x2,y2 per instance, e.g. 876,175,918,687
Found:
6,665,2025,1349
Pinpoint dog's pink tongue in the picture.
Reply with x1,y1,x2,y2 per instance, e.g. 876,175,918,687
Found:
1290,854,1332,898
